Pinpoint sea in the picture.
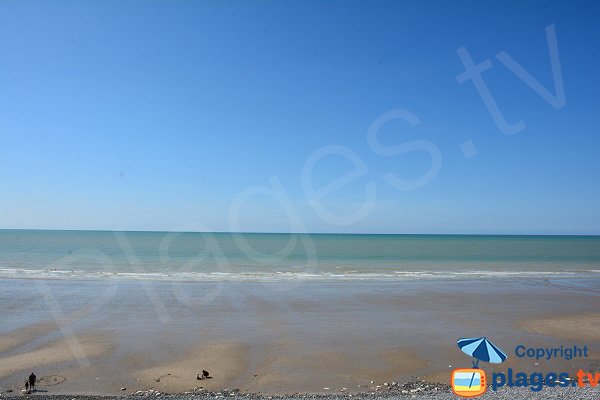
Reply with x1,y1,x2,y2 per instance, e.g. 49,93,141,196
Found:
0,229,599,282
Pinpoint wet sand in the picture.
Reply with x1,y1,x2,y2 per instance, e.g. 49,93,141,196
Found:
520,313,600,341
0,278,599,396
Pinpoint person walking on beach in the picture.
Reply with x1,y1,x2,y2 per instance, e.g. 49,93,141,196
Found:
24,380,29,394
28,372,36,392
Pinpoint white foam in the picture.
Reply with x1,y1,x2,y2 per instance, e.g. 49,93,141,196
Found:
0,267,597,283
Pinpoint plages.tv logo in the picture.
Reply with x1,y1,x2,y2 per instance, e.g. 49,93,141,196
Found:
451,337,508,397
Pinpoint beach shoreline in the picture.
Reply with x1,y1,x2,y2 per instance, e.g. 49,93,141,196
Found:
1,278,599,397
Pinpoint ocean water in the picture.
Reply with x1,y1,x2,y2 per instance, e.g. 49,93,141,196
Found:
0,229,599,282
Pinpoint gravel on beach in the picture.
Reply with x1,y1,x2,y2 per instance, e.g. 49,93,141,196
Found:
3,382,598,400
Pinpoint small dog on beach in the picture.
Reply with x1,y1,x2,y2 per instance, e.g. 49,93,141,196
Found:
197,370,211,380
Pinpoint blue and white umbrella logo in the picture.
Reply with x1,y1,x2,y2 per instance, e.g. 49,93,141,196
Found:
457,337,507,368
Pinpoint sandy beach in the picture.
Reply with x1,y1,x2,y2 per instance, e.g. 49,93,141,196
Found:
2,0,599,398
1,278,599,397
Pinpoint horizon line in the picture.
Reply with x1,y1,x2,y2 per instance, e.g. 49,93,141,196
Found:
1,227,599,237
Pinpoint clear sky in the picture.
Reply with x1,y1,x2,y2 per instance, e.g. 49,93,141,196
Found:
1,0,599,234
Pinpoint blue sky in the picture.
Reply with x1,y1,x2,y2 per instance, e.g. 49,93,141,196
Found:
0,0,599,234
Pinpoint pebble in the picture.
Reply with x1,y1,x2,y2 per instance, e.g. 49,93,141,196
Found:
20,378,600,400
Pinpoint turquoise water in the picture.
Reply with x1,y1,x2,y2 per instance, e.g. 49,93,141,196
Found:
0,229,599,281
